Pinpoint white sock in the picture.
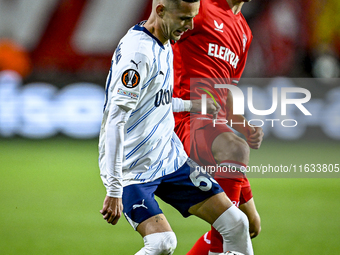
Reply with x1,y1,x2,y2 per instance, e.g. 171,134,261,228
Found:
212,205,253,255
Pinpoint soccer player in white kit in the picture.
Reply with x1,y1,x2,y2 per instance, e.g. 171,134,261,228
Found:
98,0,254,254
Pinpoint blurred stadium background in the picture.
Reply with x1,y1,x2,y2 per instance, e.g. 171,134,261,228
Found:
0,0,339,254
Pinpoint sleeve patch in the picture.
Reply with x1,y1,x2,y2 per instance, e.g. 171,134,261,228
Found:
117,88,139,100
121,69,140,88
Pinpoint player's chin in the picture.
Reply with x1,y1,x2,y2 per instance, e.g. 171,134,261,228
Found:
171,34,181,42
172,30,185,40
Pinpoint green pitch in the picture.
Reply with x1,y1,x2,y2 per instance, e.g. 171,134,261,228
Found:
0,137,339,254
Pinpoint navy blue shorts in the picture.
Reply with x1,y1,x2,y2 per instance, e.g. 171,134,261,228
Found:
122,158,224,230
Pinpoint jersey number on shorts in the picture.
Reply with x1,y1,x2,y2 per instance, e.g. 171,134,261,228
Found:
189,169,217,192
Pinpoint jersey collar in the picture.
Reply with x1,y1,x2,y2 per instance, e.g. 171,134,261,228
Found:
133,22,165,50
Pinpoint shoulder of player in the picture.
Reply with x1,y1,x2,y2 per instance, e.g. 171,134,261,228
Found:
117,42,153,69
239,13,252,32
121,30,166,62
238,13,253,43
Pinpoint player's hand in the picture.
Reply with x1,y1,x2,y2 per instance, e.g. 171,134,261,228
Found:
246,126,264,149
100,196,123,225
191,98,221,119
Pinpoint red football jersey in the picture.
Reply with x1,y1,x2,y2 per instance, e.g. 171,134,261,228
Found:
172,0,253,119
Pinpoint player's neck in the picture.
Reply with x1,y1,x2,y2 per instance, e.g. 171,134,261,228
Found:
144,18,168,45
226,0,244,15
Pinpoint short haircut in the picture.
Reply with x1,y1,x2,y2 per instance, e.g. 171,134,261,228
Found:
168,0,200,5
166,0,200,9
154,0,199,10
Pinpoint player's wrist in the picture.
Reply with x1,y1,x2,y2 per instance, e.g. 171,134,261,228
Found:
107,187,123,198
183,100,192,111
105,180,123,198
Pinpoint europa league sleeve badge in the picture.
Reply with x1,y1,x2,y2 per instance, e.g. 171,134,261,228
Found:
121,69,141,88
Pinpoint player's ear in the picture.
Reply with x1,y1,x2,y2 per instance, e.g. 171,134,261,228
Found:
156,4,166,18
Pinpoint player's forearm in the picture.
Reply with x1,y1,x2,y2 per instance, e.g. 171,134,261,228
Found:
103,104,131,198
105,121,124,198
172,97,192,112
172,98,220,116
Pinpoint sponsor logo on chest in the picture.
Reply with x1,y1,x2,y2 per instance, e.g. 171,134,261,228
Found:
207,43,240,69
154,88,173,107
214,20,224,33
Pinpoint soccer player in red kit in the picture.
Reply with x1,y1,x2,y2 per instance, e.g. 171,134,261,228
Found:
172,0,263,254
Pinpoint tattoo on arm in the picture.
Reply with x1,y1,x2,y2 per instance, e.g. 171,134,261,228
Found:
155,215,163,223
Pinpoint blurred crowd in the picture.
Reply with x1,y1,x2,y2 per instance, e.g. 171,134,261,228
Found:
0,0,339,83
241,0,340,79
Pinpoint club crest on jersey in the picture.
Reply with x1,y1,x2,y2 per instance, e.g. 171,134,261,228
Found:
242,33,247,53
214,20,224,33
121,69,140,88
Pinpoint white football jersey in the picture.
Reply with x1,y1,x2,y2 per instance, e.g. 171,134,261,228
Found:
99,22,188,191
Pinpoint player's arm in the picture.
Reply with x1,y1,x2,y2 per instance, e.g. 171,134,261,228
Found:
100,51,147,225
172,97,192,112
100,103,131,225
172,97,221,118
226,90,263,149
